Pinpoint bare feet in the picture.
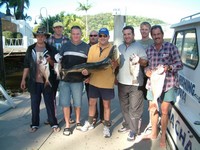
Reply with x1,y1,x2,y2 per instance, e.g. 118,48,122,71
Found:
142,133,157,140
160,142,166,148
160,136,166,148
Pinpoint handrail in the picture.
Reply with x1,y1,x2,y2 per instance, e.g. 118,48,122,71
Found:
5,38,23,46
181,12,200,22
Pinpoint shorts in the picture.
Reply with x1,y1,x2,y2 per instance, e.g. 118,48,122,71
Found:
58,81,83,107
146,87,175,102
89,84,114,100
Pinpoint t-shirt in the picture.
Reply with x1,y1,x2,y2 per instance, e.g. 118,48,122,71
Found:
117,41,147,86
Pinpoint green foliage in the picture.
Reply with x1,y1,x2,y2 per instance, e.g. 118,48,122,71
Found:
2,31,13,38
12,32,23,38
126,15,165,27
39,12,166,42
3,31,13,45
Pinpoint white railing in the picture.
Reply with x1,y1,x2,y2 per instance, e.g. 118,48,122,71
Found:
2,36,35,49
5,38,24,46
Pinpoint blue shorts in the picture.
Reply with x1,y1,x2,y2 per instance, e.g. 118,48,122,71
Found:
147,87,175,102
89,84,114,100
58,81,83,107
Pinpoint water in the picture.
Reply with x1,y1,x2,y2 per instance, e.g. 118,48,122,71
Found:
3,56,24,94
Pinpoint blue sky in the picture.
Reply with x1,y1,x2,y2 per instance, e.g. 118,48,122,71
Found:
1,0,200,26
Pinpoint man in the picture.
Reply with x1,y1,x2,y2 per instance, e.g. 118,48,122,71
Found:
20,27,60,133
55,26,90,136
47,21,75,125
117,26,148,141
85,30,104,125
138,22,154,134
81,28,116,138
88,30,99,46
144,25,183,148
138,22,154,49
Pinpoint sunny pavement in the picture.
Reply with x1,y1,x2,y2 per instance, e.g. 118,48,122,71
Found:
0,86,169,150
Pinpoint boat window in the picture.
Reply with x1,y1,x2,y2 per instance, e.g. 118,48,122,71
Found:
173,29,199,69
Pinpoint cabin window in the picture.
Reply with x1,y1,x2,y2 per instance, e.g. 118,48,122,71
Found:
173,29,199,69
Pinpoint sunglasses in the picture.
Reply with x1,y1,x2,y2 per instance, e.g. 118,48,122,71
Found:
99,34,107,38
89,34,98,37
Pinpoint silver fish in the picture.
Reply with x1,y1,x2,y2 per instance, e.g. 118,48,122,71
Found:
60,45,119,79
129,54,140,84
54,62,62,79
150,64,166,113
38,55,52,87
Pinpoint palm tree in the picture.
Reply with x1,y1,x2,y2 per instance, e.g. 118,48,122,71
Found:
11,0,30,20
76,0,92,37
0,0,12,15
0,0,30,20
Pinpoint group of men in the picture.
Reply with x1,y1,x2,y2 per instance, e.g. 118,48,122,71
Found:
20,20,183,148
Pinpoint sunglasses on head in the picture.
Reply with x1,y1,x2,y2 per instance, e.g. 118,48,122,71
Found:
99,34,107,38
89,34,98,37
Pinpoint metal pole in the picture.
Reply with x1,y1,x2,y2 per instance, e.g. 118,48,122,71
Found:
0,17,6,88
40,7,49,33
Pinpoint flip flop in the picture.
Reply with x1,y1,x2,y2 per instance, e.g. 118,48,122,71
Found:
69,118,75,124
29,127,38,133
53,127,61,132
63,128,72,136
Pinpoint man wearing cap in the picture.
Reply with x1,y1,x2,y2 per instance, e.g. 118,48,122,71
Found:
85,30,104,125
81,28,116,138
47,21,75,125
20,27,60,133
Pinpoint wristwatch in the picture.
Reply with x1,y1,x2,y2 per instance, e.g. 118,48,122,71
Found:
168,65,172,71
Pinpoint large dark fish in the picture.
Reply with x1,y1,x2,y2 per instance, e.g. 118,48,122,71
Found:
60,45,118,79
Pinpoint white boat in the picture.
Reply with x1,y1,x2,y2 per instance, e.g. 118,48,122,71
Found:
167,12,200,150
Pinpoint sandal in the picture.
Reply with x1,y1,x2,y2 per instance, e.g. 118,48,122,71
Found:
69,118,75,124
92,118,97,125
29,127,38,133
76,123,82,130
53,127,61,132
63,128,72,136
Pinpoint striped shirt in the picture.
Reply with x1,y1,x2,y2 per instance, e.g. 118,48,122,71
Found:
145,42,183,92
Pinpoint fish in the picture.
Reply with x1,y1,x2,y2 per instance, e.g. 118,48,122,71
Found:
150,64,166,114
60,45,119,79
38,55,52,87
129,53,140,84
54,62,62,79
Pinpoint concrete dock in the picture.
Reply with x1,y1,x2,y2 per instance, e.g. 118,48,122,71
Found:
0,87,170,150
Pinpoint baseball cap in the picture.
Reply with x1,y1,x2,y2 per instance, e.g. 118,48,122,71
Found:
99,28,109,36
53,22,64,28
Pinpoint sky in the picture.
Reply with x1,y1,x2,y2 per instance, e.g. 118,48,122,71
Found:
1,0,200,27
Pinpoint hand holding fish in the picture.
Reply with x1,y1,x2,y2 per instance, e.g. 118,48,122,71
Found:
45,54,54,67
82,69,89,76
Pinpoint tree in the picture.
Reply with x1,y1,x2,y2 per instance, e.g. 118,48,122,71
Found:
76,0,92,37
11,0,30,20
0,0,11,15
0,0,31,20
